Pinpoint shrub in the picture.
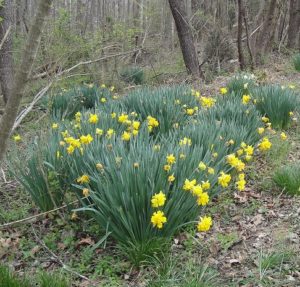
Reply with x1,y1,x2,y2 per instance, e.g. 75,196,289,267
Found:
227,73,256,95
273,163,300,195
120,66,144,85
293,54,300,72
251,85,298,129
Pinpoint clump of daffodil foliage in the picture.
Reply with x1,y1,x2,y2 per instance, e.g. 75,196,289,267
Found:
12,80,294,264
48,83,115,119
226,72,257,95
251,85,298,129
293,53,300,72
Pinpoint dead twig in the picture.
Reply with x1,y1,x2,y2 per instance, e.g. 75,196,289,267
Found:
12,82,52,132
0,199,79,229
31,226,99,286
1,168,7,183
56,49,139,77
0,25,11,51
12,49,138,129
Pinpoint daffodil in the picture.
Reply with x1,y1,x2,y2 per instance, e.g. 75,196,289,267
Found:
164,164,171,172
179,137,192,146
183,179,197,191
262,116,269,123
118,113,128,123
258,137,272,151
13,134,21,142
186,108,195,115
121,131,131,141
77,174,90,184
168,174,175,183
200,96,216,108
151,211,167,229
132,121,140,130
197,216,212,232
80,134,93,145
198,161,206,171
106,128,115,139
89,114,99,124
197,192,209,206
201,180,210,191
82,188,89,197
166,154,176,165
151,191,166,208
192,185,203,196
218,172,231,188
242,95,251,105
220,87,228,95
280,132,287,141
258,127,265,134
96,128,103,136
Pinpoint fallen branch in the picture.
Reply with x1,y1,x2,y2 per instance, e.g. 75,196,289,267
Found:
12,82,52,132
0,199,79,229
12,49,139,128
56,49,139,78
0,25,11,51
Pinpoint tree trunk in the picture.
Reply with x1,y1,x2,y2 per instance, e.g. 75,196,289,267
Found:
0,0,14,104
287,0,300,49
168,0,201,78
0,0,52,165
237,0,245,70
255,0,278,63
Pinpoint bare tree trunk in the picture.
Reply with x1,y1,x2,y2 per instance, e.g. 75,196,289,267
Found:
243,2,255,70
287,0,300,49
168,0,201,78
0,0,52,165
255,0,278,64
237,0,245,70
0,0,14,105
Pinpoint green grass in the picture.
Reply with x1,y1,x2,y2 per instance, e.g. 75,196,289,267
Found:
273,163,300,195
0,265,70,287
0,265,30,287
216,232,239,251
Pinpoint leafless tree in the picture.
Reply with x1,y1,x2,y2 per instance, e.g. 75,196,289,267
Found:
168,0,201,78
0,0,14,104
237,0,245,70
0,0,53,164
287,0,300,49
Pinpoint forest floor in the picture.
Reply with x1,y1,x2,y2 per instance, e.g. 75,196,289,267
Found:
1,55,300,287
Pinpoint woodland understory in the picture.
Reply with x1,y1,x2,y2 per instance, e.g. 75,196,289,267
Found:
0,1,300,287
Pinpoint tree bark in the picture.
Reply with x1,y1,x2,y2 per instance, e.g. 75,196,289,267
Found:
255,0,278,63
0,0,52,165
243,2,255,70
237,0,245,70
287,0,300,49
168,0,201,78
0,0,14,104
